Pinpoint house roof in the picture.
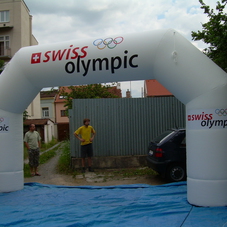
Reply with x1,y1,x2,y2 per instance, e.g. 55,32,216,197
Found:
24,118,54,126
55,86,71,103
108,86,122,97
144,80,173,97
40,90,58,99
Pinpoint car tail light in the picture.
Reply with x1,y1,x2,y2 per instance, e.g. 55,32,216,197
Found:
155,148,163,157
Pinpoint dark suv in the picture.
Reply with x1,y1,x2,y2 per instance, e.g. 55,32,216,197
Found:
146,129,186,182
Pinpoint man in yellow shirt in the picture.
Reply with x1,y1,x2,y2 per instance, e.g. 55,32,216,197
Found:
74,118,96,173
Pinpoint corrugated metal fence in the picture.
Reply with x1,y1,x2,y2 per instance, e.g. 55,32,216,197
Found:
69,97,185,157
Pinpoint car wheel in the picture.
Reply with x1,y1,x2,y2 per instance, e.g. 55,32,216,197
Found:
166,164,186,182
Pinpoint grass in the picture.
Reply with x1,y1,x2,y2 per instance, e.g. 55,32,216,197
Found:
95,167,158,180
39,149,57,164
24,139,60,178
23,138,58,160
40,138,58,151
56,140,158,179
24,164,31,178
56,140,78,176
111,168,157,177
24,139,158,180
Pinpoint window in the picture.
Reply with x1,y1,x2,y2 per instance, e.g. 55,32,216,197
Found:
61,110,67,117
42,107,49,118
0,36,10,56
0,11,9,22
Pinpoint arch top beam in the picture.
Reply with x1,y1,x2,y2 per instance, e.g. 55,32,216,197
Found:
0,28,226,113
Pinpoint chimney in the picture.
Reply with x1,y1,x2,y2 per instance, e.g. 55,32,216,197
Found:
126,89,131,98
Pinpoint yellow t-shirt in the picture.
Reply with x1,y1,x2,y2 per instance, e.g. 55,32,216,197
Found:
75,125,95,146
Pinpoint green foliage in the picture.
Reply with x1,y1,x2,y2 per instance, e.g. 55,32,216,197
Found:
191,0,227,71
40,138,58,152
0,60,4,73
24,146,28,160
23,110,30,121
39,150,56,164
24,139,60,178
24,164,31,178
59,84,119,112
57,140,73,174
23,138,59,160
24,150,57,177
24,140,158,179
92,168,158,182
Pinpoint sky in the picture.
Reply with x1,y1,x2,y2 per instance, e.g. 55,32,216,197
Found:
24,0,220,97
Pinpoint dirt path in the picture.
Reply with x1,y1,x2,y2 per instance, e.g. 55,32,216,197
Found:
24,147,167,186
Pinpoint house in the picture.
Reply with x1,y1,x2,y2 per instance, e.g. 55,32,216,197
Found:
144,80,173,97
0,0,41,119
23,119,55,144
0,0,37,61
40,90,58,123
107,84,122,97
54,86,70,141
40,90,58,140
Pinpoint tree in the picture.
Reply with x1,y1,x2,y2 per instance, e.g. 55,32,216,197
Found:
59,84,120,112
191,0,227,72
0,60,5,74
23,110,30,121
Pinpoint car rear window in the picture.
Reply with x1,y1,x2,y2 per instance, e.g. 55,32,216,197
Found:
152,130,174,143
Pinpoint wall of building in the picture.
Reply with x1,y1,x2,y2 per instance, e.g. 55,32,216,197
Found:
44,120,55,143
0,0,36,56
55,102,69,123
40,99,56,123
26,93,41,119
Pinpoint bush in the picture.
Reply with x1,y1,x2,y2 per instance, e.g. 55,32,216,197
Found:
57,140,72,174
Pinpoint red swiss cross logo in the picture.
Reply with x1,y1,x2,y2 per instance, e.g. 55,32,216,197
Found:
31,53,41,64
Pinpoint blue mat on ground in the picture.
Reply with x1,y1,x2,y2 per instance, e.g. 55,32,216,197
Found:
0,182,226,226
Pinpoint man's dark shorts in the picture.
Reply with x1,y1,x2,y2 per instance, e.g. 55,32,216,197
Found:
81,143,93,158
28,148,40,168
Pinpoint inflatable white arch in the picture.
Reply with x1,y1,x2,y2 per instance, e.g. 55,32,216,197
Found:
0,29,226,207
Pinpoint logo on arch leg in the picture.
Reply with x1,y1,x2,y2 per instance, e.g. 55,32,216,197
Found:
31,53,41,64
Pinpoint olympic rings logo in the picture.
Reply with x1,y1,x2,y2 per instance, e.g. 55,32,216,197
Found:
93,37,124,50
215,109,227,116
0,117,4,123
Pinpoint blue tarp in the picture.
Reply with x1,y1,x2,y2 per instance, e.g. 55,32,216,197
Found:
0,182,226,226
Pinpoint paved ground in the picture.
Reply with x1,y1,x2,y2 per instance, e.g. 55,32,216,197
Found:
24,146,167,186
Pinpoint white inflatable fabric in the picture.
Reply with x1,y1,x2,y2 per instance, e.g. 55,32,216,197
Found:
0,29,226,207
